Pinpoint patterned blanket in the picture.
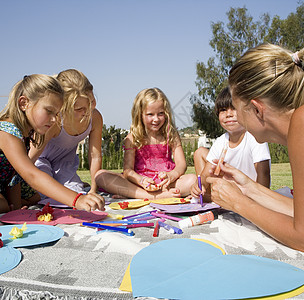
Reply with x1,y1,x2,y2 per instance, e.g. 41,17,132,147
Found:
1,198,304,300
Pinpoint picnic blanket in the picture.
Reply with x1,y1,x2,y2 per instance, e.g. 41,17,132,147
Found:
1,197,304,300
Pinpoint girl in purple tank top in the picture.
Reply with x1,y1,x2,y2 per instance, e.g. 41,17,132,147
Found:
95,88,196,199
0,74,104,213
29,69,104,207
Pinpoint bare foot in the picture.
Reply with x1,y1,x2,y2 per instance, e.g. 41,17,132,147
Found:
155,188,181,199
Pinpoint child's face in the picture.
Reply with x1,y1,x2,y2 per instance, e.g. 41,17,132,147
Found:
25,93,62,135
218,106,244,134
74,91,96,122
142,100,166,134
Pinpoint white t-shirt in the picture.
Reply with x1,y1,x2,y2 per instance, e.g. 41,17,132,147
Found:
206,132,271,181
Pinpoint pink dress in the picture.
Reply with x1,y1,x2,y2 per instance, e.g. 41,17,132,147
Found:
134,144,175,184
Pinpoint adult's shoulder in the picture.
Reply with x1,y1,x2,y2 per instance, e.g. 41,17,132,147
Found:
291,106,304,122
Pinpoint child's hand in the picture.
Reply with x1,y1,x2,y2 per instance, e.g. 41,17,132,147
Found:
141,176,161,192
157,171,176,190
190,179,206,199
75,194,105,212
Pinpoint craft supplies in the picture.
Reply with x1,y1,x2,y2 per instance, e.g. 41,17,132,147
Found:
134,215,156,221
214,142,228,176
82,222,134,236
153,221,160,237
197,175,204,206
107,213,124,220
123,210,157,220
146,173,159,188
158,221,182,234
151,212,182,222
0,208,107,225
178,210,218,229
9,223,27,239
126,223,154,229
36,202,54,222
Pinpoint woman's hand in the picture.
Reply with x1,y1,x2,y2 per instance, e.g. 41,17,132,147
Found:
76,193,105,212
210,161,255,196
206,176,244,211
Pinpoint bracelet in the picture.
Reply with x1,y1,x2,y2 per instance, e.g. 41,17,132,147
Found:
72,193,83,210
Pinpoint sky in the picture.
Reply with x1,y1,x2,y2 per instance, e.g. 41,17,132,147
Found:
0,0,301,130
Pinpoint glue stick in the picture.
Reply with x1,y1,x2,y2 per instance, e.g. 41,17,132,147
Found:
178,210,218,229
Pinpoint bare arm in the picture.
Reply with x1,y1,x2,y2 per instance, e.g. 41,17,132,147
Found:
88,109,103,193
1,131,104,211
158,134,187,188
122,133,147,186
206,108,304,251
255,159,271,188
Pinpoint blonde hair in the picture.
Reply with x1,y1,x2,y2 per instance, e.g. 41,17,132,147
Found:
130,87,177,149
56,69,94,125
0,74,64,147
229,43,304,110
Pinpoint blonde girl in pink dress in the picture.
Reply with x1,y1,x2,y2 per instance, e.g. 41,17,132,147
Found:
95,88,196,199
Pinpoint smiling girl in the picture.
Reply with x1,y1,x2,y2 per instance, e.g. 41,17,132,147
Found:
95,87,195,199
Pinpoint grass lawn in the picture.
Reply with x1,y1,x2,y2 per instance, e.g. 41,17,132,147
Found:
77,162,292,191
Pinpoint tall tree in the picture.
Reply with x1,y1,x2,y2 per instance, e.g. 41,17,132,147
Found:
192,3,304,138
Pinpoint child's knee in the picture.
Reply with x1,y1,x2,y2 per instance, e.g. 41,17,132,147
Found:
95,169,107,184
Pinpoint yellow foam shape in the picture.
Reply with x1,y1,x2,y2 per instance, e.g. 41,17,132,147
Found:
109,198,189,210
150,198,190,204
109,200,150,210
119,262,132,292
119,239,304,299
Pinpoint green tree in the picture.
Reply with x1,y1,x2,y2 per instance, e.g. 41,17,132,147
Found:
192,3,304,141
102,125,128,169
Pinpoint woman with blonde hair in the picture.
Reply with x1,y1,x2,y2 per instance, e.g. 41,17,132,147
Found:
206,43,304,251
29,69,104,207
95,87,195,199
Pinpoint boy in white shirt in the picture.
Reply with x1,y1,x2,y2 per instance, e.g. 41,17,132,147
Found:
191,87,271,201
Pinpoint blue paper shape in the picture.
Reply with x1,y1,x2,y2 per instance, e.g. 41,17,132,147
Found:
0,224,64,248
0,246,22,275
130,239,304,300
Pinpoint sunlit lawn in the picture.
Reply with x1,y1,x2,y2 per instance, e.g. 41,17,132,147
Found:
77,162,292,191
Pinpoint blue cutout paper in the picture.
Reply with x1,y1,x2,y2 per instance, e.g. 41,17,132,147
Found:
0,224,64,248
0,246,22,275
130,239,304,300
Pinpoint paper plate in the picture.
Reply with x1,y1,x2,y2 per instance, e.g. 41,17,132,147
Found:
0,224,64,248
0,246,22,275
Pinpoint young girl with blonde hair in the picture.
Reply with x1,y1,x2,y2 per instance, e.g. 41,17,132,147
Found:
95,87,195,199
0,74,104,213
29,69,103,207
206,43,304,251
